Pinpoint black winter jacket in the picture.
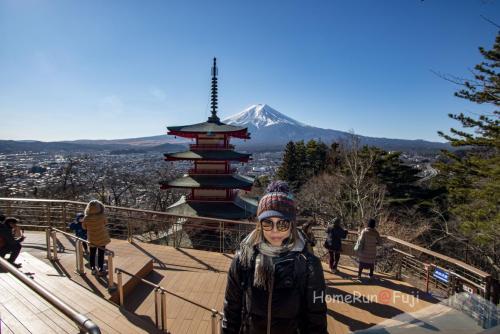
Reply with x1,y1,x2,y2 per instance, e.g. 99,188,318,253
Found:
324,226,347,252
0,223,16,249
222,247,328,334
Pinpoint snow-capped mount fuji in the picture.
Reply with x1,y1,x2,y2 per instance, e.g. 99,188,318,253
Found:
223,104,306,129
222,104,450,152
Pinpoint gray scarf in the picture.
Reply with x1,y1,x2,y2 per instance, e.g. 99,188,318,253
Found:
239,230,305,290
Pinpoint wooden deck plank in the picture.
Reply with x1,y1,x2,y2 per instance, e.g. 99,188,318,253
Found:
0,303,31,334
0,274,75,333
13,252,161,334
0,297,58,333
20,230,441,334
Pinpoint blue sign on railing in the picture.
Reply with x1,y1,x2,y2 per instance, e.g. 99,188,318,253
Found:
433,268,449,283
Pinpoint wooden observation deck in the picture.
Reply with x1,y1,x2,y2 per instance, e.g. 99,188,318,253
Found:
0,198,497,333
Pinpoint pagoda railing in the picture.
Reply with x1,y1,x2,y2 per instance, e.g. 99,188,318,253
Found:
190,144,235,150
188,168,237,175
0,197,496,303
185,194,236,202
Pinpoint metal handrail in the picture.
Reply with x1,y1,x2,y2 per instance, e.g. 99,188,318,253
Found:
50,227,115,256
0,257,101,334
0,197,256,226
47,227,115,289
1,197,493,300
115,268,223,334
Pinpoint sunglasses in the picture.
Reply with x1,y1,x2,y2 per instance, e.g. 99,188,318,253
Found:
261,219,291,232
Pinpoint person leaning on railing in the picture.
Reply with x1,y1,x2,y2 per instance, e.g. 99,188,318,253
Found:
68,212,88,254
0,216,25,268
222,180,328,334
82,200,111,276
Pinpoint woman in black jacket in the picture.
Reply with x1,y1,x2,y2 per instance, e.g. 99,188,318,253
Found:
324,218,347,272
222,181,328,334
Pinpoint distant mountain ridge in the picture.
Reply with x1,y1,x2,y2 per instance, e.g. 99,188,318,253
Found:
223,104,450,152
0,104,450,154
0,140,185,154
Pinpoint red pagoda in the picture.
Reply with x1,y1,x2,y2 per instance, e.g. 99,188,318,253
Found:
161,58,257,220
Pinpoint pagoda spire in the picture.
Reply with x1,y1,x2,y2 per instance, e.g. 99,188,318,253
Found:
208,57,220,123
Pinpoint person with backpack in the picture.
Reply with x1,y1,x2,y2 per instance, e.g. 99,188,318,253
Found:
324,218,347,272
354,218,382,280
69,212,88,254
222,181,328,334
82,200,110,276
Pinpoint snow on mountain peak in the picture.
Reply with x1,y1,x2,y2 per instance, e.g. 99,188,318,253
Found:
222,104,306,128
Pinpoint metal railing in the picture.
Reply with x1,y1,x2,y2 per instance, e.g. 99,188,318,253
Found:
115,268,223,334
0,197,255,253
0,256,101,334
1,197,495,302
189,144,235,150
314,229,493,300
46,227,115,289
188,168,237,175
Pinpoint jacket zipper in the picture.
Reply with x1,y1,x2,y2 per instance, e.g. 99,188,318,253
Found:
266,258,294,334
267,271,274,334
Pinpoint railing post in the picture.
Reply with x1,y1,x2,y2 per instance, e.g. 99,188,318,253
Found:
222,221,225,254
51,230,58,260
47,202,52,228
62,202,67,231
75,240,85,275
107,252,115,290
211,309,217,334
154,288,160,328
161,289,167,332
173,219,177,248
117,270,124,306
127,220,132,243
219,221,222,253
425,263,430,293
46,228,52,260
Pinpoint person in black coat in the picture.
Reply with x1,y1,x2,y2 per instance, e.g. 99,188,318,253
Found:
222,181,328,334
0,217,24,267
324,218,347,272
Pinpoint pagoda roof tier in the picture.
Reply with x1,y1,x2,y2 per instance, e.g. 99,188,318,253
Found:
164,150,251,162
160,174,254,190
165,194,257,220
167,121,250,139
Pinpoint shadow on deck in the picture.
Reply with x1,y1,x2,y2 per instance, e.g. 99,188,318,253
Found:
20,231,445,334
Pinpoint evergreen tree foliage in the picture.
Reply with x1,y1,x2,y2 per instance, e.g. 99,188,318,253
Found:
306,139,328,176
295,140,308,186
277,141,300,190
436,32,500,269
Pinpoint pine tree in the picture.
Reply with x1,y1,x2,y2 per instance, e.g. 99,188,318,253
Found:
437,32,500,271
277,141,301,190
295,140,308,186
306,139,328,176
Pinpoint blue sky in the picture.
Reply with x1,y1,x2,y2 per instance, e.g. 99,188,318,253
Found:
0,0,498,142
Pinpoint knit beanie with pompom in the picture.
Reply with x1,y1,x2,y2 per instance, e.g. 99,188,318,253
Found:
257,180,296,222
